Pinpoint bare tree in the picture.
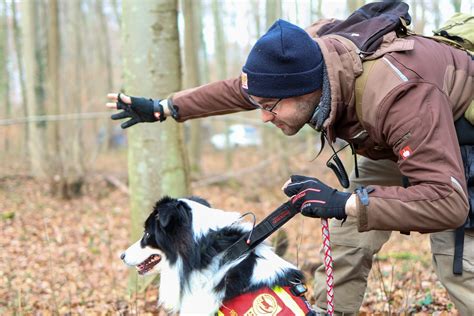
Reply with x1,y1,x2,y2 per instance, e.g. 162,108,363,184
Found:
96,0,115,151
21,0,47,178
251,0,262,38
183,0,203,175
47,0,61,189
122,0,190,292
431,0,441,30
0,0,10,151
212,0,234,167
310,0,324,21
451,0,462,12
11,0,28,152
265,0,282,28
347,0,366,14
96,0,113,93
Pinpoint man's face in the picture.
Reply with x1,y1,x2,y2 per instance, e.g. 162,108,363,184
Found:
251,90,321,136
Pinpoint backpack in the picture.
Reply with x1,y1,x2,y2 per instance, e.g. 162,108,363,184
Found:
316,1,473,274
432,13,474,55
349,7,474,275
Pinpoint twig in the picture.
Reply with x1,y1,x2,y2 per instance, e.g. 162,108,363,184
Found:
374,256,394,314
103,175,129,194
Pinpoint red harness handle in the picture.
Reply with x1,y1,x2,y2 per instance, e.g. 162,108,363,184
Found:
321,218,334,315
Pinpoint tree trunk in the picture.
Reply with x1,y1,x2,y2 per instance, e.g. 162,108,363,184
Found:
47,0,62,192
96,0,113,93
21,0,47,178
183,0,203,176
265,0,281,28
346,0,365,14
54,0,86,199
431,0,441,30
122,0,189,292
264,0,283,162
0,0,10,152
310,0,324,21
112,0,121,26
11,1,27,117
251,0,262,38
212,0,233,168
96,0,115,151
451,0,462,12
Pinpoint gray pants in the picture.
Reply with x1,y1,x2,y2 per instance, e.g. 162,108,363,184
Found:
313,157,474,315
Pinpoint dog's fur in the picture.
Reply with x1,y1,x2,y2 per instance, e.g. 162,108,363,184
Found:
121,196,305,315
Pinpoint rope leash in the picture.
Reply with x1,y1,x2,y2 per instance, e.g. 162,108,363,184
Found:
321,218,334,315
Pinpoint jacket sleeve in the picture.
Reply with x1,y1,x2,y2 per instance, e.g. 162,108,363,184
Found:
357,82,469,233
171,77,256,122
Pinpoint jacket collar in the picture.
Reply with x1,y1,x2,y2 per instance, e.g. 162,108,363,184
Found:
312,33,414,142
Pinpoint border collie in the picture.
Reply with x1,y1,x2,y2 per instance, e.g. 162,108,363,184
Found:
121,196,314,315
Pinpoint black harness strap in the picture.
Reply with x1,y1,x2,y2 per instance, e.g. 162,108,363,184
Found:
453,226,465,275
453,117,474,275
222,201,299,264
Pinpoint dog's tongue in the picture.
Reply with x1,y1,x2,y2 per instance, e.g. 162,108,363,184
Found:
137,254,161,274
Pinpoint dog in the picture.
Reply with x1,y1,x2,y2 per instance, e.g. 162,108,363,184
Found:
121,196,314,315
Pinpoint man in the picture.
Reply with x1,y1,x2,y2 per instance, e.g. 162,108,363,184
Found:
107,17,474,315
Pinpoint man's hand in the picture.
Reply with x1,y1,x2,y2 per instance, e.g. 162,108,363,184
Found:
283,175,351,220
106,93,166,129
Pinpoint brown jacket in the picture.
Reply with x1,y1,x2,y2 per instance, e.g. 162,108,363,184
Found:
171,30,474,233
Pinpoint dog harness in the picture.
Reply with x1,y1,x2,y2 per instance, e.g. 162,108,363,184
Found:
217,286,312,316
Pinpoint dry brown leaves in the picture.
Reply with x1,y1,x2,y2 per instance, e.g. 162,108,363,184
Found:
0,148,459,315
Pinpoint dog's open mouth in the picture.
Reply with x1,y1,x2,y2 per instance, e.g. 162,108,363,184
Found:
136,254,161,275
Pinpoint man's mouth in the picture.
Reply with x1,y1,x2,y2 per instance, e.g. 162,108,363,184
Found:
136,254,161,274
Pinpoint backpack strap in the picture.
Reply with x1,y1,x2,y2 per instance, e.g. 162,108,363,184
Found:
354,59,378,123
454,226,465,275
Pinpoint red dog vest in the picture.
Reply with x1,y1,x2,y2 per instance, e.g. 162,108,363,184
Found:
218,286,312,315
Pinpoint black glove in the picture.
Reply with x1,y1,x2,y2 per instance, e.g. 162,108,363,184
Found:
284,175,350,220
111,93,166,129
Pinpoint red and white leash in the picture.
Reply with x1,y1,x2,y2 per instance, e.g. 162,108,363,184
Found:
321,218,334,315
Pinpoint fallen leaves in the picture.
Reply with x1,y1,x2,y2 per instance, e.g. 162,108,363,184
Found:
0,148,459,314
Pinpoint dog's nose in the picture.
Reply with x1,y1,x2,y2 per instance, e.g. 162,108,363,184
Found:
120,253,126,260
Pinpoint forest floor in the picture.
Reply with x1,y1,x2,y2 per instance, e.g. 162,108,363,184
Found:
0,147,459,315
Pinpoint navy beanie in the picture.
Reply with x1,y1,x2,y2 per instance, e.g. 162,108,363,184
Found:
242,19,324,99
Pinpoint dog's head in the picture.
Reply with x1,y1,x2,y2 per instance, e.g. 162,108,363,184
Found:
120,196,243,276
120,196,196,275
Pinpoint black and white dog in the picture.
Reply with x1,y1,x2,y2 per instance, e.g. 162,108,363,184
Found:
121,196,313,315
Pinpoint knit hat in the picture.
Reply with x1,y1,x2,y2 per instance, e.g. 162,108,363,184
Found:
241,19,324,99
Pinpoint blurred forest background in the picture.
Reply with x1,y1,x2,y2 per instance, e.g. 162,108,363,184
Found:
0,0,472,314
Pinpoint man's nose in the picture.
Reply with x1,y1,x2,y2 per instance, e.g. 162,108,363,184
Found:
260,110,274,123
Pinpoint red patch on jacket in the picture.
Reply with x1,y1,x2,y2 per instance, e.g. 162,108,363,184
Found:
399,146,413,160
218,286,312,315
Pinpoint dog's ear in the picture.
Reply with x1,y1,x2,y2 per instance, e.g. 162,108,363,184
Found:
155,198,191,230
187,196,211,208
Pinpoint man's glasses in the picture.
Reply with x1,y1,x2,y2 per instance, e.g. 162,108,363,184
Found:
248,96,283,115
